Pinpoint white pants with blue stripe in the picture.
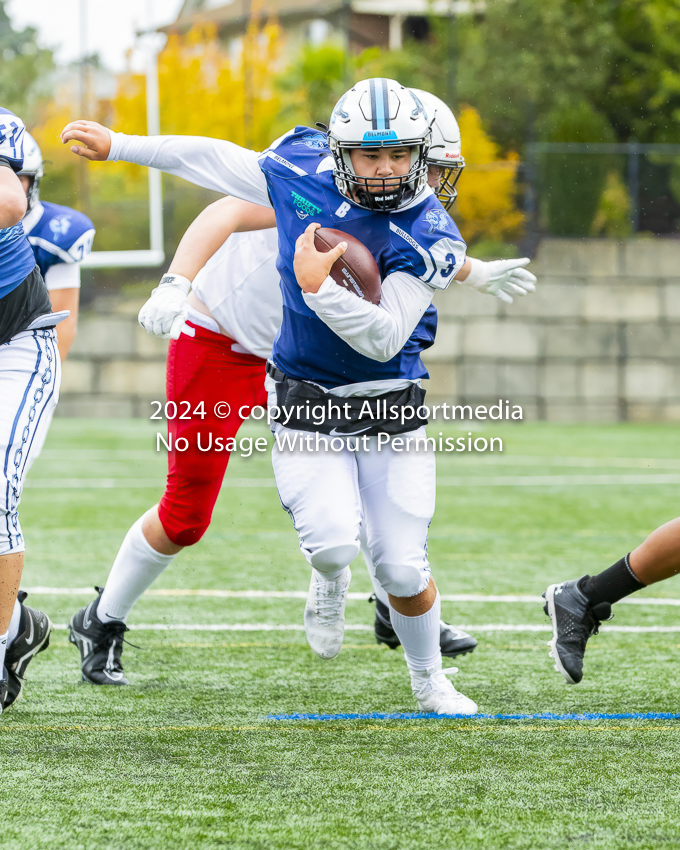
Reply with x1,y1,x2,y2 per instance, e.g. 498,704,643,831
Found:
0,329,61,555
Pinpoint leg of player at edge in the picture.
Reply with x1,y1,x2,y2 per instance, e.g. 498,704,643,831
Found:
543,519,680,684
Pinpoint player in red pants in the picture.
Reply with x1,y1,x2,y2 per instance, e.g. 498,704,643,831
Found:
160,323,267,547
68,201,278,683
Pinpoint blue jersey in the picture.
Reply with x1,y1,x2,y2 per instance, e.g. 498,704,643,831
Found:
259,127,465,388
23,201,95,281
0,108,36,299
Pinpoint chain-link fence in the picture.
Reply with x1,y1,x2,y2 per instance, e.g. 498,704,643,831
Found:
523,142,680,241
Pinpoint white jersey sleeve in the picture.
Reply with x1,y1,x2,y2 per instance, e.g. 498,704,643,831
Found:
44,262,81,291
107,131,272,207
302,271,434,363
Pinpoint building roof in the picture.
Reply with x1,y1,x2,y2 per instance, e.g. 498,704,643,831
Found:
163,0,476,34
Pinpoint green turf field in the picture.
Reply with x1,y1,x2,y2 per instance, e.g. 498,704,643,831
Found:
4,419,680,849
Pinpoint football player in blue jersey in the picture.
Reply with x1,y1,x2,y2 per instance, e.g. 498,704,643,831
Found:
62,79,537,714
0,109,61,714
19,132,95,361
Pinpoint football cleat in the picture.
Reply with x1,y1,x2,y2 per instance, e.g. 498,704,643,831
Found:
304,566,351,659
410,666,478,716
371,595,478,658
3,591,52,710
69,587,130,685
543,578,612,685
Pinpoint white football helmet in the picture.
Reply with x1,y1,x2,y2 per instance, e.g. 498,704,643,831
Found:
411,89,465,210
328,78,432,212
18,131,43,211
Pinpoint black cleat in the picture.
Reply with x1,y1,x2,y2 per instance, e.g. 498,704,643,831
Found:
543,578,612,684
370,595,478,658
3,591,52,710
69,587,130,685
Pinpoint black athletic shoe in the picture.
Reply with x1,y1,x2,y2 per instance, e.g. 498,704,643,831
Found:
3,591,52,710
69,587,130,685
543,578,612,684
370,596,478,658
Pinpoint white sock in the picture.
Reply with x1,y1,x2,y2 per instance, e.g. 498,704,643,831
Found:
389,592,442,673
98,513,177,623
0,630,7,672
7,599,21,645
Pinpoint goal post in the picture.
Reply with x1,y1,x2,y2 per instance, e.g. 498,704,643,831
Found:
82,35,165,269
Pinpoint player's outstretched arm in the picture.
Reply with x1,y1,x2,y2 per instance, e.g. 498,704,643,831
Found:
455,257,537,304
138,198,277,340
0,163,27,228
61,120,271,205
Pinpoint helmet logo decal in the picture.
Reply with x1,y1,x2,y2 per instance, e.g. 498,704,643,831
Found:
409,91,426,120
291,191,322,220
425,209,450,234
331,92,350,124
49,215,72,236
292,134,327,150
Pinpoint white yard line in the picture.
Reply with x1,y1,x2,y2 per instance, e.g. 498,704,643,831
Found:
24,474,680,489
37,450,680,470
47,622,680,633
23,587,680,607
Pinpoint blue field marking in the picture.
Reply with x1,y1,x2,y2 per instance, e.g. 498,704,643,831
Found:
267,711,680,722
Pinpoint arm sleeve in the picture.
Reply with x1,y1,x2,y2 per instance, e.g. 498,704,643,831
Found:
44,262,81,291
302,272,434,363
107,131,272,207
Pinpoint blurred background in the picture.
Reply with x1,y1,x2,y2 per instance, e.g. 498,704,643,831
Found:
6,0,680,422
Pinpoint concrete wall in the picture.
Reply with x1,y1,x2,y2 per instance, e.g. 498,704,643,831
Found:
58,238,680,422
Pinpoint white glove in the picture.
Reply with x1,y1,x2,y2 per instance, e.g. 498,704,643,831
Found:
138,273,191,339
460,257,537,304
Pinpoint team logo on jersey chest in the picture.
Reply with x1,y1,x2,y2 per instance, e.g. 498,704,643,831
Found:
49,215,72,236
425,209,450,234
292,133,327,150
291,191,322,220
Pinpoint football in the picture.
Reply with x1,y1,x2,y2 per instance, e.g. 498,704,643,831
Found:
314,227,382,305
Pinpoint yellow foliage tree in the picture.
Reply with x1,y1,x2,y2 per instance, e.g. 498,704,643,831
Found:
113,20,281,152
453,105,525,246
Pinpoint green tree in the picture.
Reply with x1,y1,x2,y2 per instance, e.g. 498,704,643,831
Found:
0,0,54,123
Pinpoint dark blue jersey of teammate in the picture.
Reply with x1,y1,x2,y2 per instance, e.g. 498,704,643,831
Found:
258,127,465,389
0,108,36,299
23,201,95,282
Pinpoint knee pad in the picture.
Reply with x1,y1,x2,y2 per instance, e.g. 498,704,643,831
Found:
158,505,211,548
310,543,359,574
374,562,429,598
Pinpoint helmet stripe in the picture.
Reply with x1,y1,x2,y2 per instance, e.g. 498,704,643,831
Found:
373,78,386,131
381,79,390,130
369,78,378,130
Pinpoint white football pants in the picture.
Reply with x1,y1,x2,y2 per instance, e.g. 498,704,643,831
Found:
271,420,435,599
0,329,61,555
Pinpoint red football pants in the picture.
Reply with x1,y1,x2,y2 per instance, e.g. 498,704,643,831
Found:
158,321,267,546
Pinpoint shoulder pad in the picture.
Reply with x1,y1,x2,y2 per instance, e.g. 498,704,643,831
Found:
259,126,329,179
390,199,466,290
34,203,95,263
